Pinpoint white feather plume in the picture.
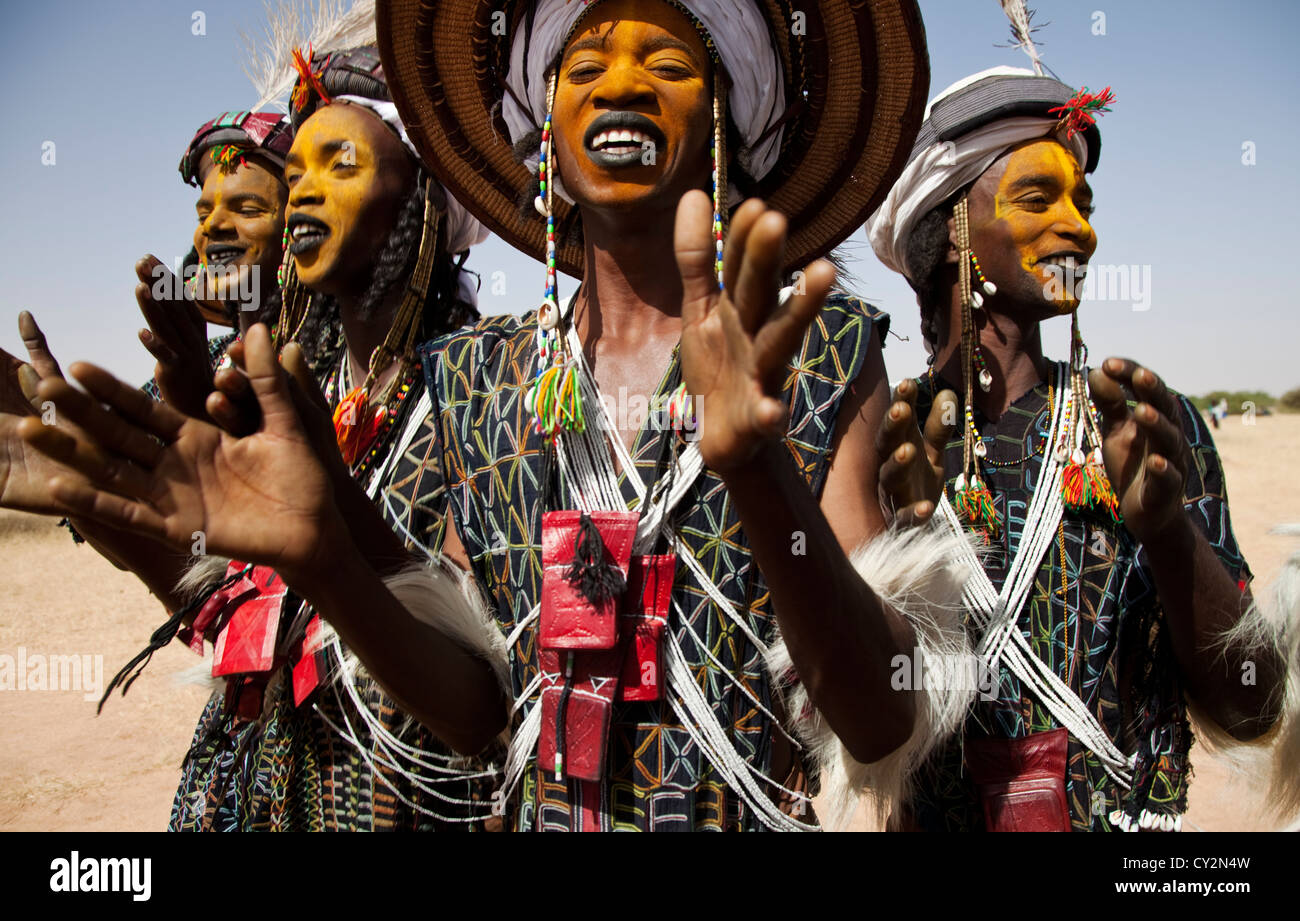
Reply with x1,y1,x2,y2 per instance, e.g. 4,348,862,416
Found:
242,0,378,112
998,0,1045,75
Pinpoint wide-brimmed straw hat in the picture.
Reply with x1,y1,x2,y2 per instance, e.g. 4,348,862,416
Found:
376,0,929,277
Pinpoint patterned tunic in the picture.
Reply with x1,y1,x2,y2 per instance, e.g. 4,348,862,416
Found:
907,370,1251,831
421,294,887,831
169,370,496,831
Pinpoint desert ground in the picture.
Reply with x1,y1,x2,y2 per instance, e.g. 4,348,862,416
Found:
1,414,1296,832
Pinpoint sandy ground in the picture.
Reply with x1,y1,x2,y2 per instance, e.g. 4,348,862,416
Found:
0,415,1296,832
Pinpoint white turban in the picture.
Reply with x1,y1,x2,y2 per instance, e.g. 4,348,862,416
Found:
500,0,787,203
865,67,1089,281
336,95,491,256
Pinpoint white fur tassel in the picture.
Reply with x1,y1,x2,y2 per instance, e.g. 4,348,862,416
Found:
1186,524,1300,824
382,560,512,699
174,553,234,603
765,523,976,830
1266,526,1300,820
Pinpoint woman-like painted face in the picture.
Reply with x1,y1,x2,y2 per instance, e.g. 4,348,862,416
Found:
966,137,1097,318
192,157,287,300
551,0,714,214
283,102,415,296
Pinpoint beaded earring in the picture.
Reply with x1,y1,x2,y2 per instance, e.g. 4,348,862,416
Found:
952,193,1000,541
661,76,727,431
1058,313,1120,522
526,70,585,439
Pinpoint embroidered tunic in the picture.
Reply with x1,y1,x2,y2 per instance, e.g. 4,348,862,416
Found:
907,372,1251,831
420,294,887,831
169,370,496,831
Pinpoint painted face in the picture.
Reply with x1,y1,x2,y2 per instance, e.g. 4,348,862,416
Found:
283,102,415,296
192,157,286,299
966,137,1097,317
551,0,714,214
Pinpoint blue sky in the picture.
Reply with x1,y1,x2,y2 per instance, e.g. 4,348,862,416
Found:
1,0,1297,396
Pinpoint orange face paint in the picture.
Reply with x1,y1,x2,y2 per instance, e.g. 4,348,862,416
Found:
551,0,713,213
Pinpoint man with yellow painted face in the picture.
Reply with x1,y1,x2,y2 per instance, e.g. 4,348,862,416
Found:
0,113,294,600
155,43,500,832
17,0,974,832
866,66,1285,831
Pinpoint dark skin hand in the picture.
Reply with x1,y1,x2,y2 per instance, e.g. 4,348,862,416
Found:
134,254,230,423
875,377,959,528
677,192,919,764
0,312,197,603
1090,358,1283,740
18,325,505,754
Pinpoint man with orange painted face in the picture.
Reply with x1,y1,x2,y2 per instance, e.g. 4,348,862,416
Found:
17,0,980,832
369,0,979,830
867,65,1285,831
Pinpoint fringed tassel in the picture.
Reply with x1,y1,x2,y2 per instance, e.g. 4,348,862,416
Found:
210,144,248,174
1086,461,1121,523
955,477,1000,542
1062,456,1121,523
527,361,584,437
565,512,626,605
98,564,253,714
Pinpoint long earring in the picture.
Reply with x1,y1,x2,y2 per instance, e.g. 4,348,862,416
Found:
525,70,584,439
1059,313,1120,522
711,77,726,290
952,193,1000,542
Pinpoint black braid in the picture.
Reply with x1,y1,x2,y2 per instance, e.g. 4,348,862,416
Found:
903,205,955,353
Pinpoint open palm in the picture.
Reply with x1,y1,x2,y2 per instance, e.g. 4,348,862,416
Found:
674,193,835,473
0,312,99,516
20,324,344,579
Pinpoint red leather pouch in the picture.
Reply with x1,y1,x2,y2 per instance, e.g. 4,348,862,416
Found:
177,560,257,654
540,511,638,650
965,728,1072,832
291,614,328,707
211,566,288,677
538,647,623,781
619,554,675,702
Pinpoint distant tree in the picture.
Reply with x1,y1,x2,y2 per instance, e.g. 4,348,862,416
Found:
1280,388,1300,412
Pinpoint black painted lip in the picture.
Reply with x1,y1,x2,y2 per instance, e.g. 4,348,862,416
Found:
582,111,665,159
204,245,245,266
287,213,330,255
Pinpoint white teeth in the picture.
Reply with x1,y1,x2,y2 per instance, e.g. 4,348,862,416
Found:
592,132,607,148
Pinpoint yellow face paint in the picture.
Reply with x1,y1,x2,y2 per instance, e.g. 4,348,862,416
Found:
283,103,415,296
972,138,1097,315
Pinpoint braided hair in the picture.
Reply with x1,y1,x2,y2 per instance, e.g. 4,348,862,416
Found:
297,171,479,378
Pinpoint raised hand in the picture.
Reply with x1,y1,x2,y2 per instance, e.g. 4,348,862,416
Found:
675,193,835,473
0,312,96,515
18,324,346,582
876,378,958,527
1088,358,1190,542
134,255,224,420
